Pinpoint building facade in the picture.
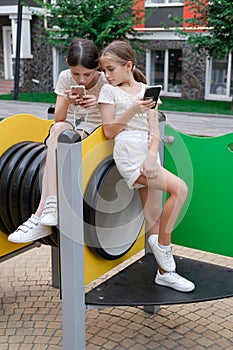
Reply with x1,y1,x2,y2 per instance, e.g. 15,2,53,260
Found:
0,0,232,100
0,1,54,92
136,0,232,101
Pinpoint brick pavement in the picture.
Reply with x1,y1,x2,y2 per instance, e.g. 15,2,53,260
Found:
0,243,233,350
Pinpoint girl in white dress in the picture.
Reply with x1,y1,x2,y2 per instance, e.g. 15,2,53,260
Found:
98,40,195,292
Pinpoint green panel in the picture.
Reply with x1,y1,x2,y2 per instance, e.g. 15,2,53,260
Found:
164,125,233,257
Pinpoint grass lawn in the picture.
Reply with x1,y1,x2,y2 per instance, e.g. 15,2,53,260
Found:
0,92,57,104
0,92,232,116
160,98,233,115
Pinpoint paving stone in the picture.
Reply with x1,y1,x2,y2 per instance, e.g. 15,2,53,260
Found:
0,242,232,349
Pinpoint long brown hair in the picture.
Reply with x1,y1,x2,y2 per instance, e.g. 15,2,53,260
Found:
100,40,147,84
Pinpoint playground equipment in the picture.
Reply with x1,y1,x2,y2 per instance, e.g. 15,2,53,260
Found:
164,125,233,257
56,118,233,349
0,114,56,262
1,114,233,350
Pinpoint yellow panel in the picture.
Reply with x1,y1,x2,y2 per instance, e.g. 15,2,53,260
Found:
0,114,53,154
0,114,53,258
0,116,145,276
81,127,145,285
0,231,35,258
84,233,145,285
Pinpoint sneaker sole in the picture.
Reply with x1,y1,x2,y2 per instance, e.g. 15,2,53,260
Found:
8,231,51,243
40,220,57,226
155,278,195,293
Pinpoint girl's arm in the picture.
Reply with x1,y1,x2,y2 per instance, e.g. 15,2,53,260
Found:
148,107,160,157
54,95,69,122
55,92,98,122
140,108,160,178
100,99,155,139
100,103,137,139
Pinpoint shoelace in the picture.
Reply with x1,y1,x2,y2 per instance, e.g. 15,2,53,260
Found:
17,217,38,233
165,248,173,261
166,272,182,281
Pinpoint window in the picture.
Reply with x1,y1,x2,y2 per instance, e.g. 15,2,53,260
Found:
145,0,183,5
205,53,232,101
147,49,182,96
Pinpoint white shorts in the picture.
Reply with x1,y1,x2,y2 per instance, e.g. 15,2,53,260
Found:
114,130,161,189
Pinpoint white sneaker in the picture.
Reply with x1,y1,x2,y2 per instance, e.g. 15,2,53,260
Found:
8,214,52,243
40,195,57,226
155,270,195,292
148,235,176,272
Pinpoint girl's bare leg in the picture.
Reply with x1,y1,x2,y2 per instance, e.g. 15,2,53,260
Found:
35,122,73,217
136,165,188,246
136,167,196,292
138,186,161,236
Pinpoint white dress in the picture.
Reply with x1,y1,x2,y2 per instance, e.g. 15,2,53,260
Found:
98,84,161,189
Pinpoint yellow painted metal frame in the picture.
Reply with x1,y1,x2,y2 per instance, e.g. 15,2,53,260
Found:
81,127,145,285
0,115,145,282
0,114,53,259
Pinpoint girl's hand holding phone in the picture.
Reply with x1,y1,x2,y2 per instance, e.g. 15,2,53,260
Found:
64,89,97,108
79,94,98,109
64,89,83,105
134,98,155,114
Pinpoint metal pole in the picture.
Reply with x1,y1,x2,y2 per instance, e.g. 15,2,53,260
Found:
57,139,86,350
13,0,23,100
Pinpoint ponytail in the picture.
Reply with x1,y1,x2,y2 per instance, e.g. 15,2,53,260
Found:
133,67,147,84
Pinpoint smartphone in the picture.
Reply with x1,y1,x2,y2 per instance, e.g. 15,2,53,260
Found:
143,85,162,109
70,85,86,99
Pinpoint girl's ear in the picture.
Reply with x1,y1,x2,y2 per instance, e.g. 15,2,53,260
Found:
126,60,133,71
97,62,102,71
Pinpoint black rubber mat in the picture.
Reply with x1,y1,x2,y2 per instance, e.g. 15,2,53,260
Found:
85,253,233,306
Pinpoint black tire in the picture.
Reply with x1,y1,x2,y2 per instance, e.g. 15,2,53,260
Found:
0,142,41,233
0,142,58,247
9,144,45,228
84,157,144,260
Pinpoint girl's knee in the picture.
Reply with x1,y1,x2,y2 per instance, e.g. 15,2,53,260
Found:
46,122,73,146
50,122,73,136
175,179,188,204
179,179,188,201
170,178,188,203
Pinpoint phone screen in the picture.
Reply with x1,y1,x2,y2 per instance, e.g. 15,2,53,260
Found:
143,85,162,109
70,85,86,98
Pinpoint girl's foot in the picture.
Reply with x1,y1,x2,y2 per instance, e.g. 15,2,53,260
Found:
148,234,176,272
8,214,52,243
155,270,195,292
40,195,58,226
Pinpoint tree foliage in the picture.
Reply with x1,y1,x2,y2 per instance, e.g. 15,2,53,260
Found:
171,0,233,57
33,0,145,49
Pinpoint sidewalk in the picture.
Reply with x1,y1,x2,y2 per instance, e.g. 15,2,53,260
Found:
0,244,233,349
1,100,233,349
1,99,233,136
0,100,51,120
